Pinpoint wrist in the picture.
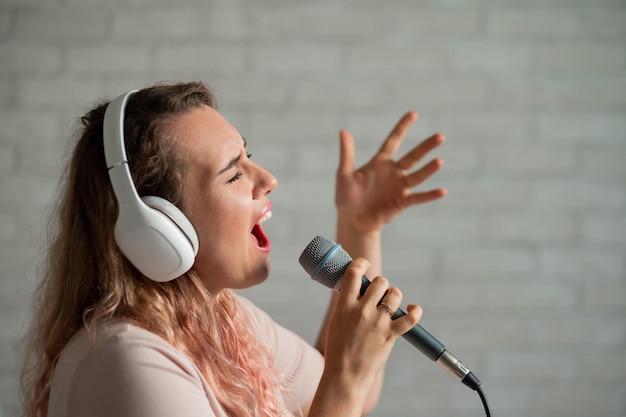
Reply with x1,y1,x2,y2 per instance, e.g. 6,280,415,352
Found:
335,220,382,277
310,369,372,417
336,214,382,243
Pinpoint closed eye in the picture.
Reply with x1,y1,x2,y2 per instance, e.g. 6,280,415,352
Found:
228,171,243,183
221,139,251,184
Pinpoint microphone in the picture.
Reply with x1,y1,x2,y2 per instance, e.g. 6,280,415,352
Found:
299,235,481,391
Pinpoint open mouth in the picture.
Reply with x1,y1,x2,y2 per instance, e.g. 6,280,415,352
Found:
251,210,272,249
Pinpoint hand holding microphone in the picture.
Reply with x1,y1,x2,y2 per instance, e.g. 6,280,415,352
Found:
320,256,423,389
299,235,482,391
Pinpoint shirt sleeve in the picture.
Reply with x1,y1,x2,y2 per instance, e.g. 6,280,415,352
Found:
236,295,324,413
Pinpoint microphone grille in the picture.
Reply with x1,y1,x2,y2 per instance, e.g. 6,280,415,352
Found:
299,236,353,290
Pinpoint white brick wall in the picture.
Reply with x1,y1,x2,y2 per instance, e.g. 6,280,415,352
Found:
1,1,625,416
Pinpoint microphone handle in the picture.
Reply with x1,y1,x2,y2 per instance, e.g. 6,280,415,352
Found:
359,276,481,390
359,276,445,361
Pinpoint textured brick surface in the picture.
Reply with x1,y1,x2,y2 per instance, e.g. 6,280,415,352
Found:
1,1,625,416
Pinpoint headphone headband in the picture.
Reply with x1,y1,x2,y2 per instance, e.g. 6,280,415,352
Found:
103,90,138,169
103,90,141,210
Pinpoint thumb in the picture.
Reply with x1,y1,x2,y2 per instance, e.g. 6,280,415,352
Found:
337,130,355,177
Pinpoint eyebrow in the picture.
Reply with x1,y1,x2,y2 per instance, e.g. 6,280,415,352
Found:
217,137,247,176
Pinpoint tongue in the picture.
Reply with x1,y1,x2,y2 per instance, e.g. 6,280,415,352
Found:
251,224,269,248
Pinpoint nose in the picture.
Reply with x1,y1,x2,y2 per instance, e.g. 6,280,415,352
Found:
253,163,278,199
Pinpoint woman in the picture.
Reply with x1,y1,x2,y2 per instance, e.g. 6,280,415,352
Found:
21,81,446,417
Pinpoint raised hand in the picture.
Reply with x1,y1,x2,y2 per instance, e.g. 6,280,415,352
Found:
335,111,447,233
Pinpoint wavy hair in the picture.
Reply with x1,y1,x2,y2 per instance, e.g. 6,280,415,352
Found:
21,81,286,417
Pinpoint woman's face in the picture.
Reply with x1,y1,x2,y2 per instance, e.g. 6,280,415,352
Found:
171,105,277,294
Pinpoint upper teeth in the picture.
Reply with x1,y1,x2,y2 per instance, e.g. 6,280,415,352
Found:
258,210,272,224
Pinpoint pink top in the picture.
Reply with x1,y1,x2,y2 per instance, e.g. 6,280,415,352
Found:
47,295,324,417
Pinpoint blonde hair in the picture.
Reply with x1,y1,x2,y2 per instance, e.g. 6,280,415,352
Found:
21,82,286,417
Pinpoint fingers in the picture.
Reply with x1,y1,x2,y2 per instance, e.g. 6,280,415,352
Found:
405,188,448,206
338,257,370,301
396,133,445,171
405,157,444,188
376,285,403,317
402,157,447,206
361,275,395,306
370,281,424,337
377,111,419,157
340,259,424,336
392,304,423,335
337,130,355,177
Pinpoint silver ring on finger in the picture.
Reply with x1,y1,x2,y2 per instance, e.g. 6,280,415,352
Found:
378,302,395,317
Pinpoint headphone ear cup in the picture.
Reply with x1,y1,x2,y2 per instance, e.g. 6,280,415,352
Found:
113,195,198,282
140,196,199,255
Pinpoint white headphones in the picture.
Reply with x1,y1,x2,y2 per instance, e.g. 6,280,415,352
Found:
103,90,199,282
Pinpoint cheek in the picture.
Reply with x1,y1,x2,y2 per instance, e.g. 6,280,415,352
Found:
185,190,250,249
190,202,240,245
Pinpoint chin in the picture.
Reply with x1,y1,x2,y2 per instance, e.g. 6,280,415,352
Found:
232,261,272,291
253,261,272,285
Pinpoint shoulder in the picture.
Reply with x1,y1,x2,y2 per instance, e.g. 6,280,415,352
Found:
49,323,220,417
64,322,200,378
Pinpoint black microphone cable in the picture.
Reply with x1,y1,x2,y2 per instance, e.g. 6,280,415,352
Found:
477,385,491,417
